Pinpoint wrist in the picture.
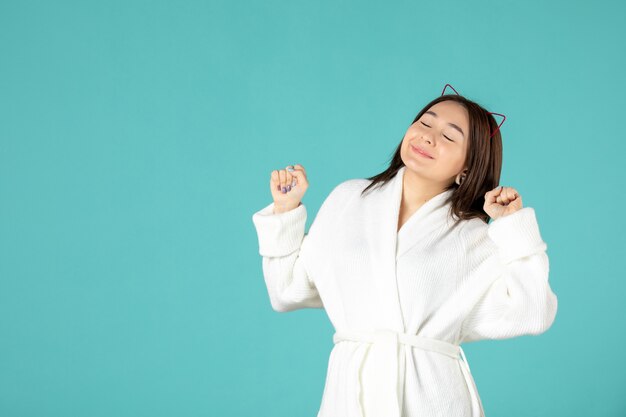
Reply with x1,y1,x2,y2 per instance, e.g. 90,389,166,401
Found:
273,201,301,214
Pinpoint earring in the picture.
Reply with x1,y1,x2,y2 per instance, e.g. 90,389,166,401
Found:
455,172,467,186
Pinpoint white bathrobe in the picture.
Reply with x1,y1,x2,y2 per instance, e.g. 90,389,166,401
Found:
251,165,558,417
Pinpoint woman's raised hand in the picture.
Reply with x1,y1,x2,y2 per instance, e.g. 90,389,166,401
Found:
484,185,523,220
270,164,309,213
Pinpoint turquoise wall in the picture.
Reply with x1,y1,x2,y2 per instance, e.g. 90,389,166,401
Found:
1,0,624,415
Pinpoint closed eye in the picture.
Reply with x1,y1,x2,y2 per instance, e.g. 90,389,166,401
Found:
420,121,454,142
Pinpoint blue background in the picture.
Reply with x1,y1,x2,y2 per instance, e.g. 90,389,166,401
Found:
1,0,624,416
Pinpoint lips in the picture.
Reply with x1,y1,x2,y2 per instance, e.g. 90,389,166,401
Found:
411,145,434,159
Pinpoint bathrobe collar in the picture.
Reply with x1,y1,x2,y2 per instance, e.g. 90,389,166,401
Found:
365,165,455,332
393,166,456,258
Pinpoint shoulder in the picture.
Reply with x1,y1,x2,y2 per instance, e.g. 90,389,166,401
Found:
460,217,489,237
322,178,372,206
313,178,371,224
330,178,372,197
456,216,492,252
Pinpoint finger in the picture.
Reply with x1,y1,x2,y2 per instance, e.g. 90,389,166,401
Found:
290,170,302,185
285,165,295,188
506,187,518,202
271,170,280,191
292,164,305,186
500,188,510,204
282,170,291,193
484,186,501,205
486,185,502,200
506,189,515,201
290,166,306,187
293,163,306,176
279,169,286,193
499,186,510,203
485,191,495,205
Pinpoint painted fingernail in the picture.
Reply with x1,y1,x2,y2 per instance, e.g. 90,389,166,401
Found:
282,187,287,193
287,185,291,191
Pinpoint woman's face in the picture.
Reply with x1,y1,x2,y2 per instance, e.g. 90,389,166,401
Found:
400,100,470,186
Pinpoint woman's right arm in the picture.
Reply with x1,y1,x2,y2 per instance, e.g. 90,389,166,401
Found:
252,201,323,312
251,165,348,313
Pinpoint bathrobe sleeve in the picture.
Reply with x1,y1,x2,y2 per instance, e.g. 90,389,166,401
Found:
251,183,347,313
459,207,558,343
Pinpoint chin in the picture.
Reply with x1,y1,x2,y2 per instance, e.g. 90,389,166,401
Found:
403,160,428,174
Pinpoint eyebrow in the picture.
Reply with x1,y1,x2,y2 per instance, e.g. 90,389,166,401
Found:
423,110,465,138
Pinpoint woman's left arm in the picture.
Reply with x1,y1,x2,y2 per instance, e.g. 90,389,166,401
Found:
459,188,558,343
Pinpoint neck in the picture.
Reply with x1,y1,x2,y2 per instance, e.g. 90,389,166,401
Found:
401,168,450,209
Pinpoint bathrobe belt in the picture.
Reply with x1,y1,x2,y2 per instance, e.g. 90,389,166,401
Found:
333,329,485,417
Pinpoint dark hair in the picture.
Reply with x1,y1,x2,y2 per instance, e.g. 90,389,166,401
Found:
360,94,503,224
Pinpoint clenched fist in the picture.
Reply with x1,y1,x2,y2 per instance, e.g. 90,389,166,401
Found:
484,185,523,220
270,164,309,214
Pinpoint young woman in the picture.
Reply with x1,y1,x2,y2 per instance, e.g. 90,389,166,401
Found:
251,85,558,417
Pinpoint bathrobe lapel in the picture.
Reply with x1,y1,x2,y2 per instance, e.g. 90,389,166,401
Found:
366,166,455,332
395,169,456,260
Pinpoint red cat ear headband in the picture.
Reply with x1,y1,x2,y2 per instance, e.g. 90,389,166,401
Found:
441,83,506,139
